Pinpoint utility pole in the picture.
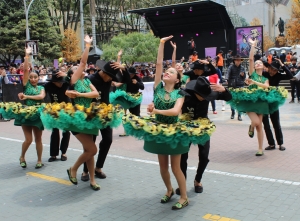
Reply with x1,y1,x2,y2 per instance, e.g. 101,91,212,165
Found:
23,0,35,64
80,0,85,51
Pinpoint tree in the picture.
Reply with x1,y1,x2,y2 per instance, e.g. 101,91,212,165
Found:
250,17,262,26
50,0,89,34
227,11,249,27
61,29,81,62
0,0,62,65
102,32,159,63
285,0,300,45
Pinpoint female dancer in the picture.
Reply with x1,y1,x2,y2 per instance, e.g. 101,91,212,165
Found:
170,41,189,87
65,35,101,190
125,36,189,210
17,47,46,168
228,39,287,156
244,40,269,156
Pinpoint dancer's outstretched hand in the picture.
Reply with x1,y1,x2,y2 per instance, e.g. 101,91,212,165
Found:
160,36,173,43
117,50,123,57
25,46,32,55
84,35,93,44
210,83,225,92
170,41,176,48
110,62,125,70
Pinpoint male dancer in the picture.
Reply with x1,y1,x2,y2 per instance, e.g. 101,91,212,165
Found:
176,76,232,194
262,59,293,151
183,59,216,82
44,70,70,162
81,61,119,181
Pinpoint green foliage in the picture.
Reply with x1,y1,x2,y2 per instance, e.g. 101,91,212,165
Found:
0,1,62,65
102,32,160,63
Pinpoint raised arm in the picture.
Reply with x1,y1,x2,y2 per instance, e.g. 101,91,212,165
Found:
155,36,173,89
117,50,123,64
70,35,93,85
23,47,32,86
248,39,257,76
170,41,176,68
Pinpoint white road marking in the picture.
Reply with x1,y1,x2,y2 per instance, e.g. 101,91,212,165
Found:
1,136,299,186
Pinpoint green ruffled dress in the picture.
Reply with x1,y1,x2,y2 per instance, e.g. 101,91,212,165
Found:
123,82,216,155
13,82,44,130
40,78,124,135
227,72,288,114
109,84,143,109
181,75,189,87
43,78,99,135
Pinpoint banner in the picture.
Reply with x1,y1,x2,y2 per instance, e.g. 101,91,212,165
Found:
205,47,217,59
236,26,263,57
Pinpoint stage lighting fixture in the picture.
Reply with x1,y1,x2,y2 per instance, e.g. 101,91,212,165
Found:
180,34,183,37
210,32,214,35
196,33,199,36
189,7,193,12
156,11,159,16
172,9,175,14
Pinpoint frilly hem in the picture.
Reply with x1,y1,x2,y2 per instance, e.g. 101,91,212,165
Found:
122,113,216,147
40,102,124,130
0,102,43,123
109,90,142,109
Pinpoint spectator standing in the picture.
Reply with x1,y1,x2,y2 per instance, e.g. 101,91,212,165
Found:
227,55,245,121
280,50,286,63
288,57,300,103
8,67,22,84
215,50,224,73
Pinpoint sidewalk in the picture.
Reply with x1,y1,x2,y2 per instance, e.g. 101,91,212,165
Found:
1,137,300,221
0,97,299,220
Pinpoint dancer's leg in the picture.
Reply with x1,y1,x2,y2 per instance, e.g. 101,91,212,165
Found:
32,127,43,164
171,155,188,204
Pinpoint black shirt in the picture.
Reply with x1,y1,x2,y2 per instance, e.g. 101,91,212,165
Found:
183,63,216,81
87,73,111,104
44,82,70,103
182,89,232,119
122,69,144,93
262,65,293,86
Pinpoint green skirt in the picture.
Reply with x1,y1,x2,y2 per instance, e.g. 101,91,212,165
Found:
14,118,44,130
236,100,269,115
144,140,189,155
64,124,99,136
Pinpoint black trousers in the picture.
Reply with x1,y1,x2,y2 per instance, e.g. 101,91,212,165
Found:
290,80,300,100
262,110,283,146
50,128,70,156
83,127,113,173
129,104,141,116
180,140,210,183
218,66,223,74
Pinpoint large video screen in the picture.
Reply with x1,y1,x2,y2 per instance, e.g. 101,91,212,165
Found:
236,26,263,57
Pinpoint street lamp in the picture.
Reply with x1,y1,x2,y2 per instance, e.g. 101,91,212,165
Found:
23,0,35,41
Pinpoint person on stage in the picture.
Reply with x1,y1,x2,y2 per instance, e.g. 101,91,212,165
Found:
187,37,196,56
17,47,45,169
262,58,293,151
227,40,287,156
44,70,70,162
176,76,232,195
